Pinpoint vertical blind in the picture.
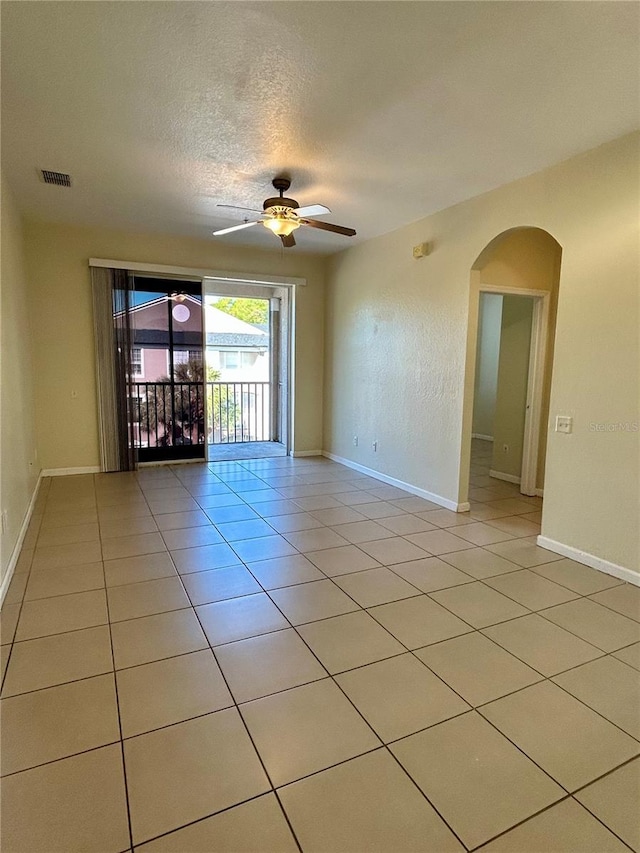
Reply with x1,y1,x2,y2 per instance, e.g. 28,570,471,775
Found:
90,266,136,471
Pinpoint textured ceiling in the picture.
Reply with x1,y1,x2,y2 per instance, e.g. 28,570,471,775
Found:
2,1,639,254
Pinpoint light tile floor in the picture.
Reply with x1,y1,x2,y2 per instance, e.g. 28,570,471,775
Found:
1,443,639,852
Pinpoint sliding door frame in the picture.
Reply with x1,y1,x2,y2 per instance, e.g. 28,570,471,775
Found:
90,260,301,462
202,278,292,457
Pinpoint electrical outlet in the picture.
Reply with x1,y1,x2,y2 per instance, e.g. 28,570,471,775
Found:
502,444,509,453
353,435,358,447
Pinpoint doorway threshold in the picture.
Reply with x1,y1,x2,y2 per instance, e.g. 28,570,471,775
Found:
208,441,287,462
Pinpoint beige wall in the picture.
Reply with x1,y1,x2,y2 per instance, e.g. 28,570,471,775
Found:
23,222,326,469
491,296,534,479
0,174,39,587
325,132,639,574
472,293,502,438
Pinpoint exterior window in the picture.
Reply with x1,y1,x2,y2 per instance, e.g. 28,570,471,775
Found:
241,352,258,368
174,349,202,366
220,351,240,369
132,348,143,377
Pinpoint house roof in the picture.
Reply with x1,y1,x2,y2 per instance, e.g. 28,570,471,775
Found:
3,3,638,252
206,333,268,349
205,305,268,338
117,294,268,349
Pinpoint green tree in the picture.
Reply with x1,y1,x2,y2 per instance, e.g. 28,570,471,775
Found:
138,358,206,446
214,297,268,326
137,357,244,446
206,366,242,442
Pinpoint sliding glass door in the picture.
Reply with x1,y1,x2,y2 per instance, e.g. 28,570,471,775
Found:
128,277,205,463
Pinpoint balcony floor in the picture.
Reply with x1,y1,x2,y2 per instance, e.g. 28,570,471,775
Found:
207,441,287,461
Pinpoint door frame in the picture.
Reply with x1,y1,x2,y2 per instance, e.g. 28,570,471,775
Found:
473,283,550,496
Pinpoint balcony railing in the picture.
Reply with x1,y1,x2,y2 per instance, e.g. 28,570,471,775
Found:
131,381,270,448
207,381,270,444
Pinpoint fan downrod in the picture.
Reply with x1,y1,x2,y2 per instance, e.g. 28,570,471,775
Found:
272,177,291,194
264,177,297,211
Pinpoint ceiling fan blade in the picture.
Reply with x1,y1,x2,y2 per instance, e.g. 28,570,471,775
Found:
300,218,356,237
212,220,260,236
294,204,331,218
216,204,263,213
279,233,296,248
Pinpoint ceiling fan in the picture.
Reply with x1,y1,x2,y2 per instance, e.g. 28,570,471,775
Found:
212,177,356,248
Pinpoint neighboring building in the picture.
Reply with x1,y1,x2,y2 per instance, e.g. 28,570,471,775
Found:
205,302,271,443
122,294,271,445
126,294,270,384
205,301,269,383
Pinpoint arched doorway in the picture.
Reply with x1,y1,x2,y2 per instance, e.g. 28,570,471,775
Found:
459,228,562,512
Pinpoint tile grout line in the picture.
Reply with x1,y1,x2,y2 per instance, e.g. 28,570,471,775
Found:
178,564,306,853
100,473,139,853
2,460,636,851
247,571,472,852
170,498,473,850
0,482,52,693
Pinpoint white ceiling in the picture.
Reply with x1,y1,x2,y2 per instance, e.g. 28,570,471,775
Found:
2,1,639,254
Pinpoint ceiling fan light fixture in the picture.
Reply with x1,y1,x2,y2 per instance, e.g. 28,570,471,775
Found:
213,177,355,245
263,217,300,237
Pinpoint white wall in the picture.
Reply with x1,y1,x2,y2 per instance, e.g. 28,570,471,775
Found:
472,293,502,439
491,296,534,479
325,132,639,575
0,173,39,591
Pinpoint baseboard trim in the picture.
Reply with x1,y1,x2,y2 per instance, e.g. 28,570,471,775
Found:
536,535,639,587
290,450,322,458
322,451,465,512
0,473,43,606
489,470,544,498
489,469,521,485
472,434,494,442
40,466,101,477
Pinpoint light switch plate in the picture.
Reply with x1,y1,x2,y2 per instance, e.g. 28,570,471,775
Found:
555,415,573,434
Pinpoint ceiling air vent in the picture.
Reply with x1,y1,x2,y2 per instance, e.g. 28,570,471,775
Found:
40,169,72,187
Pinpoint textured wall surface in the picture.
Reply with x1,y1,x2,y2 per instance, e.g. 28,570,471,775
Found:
325,133,639,573
0,174,38,584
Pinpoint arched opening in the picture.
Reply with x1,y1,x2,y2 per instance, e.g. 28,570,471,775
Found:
459,227,562,517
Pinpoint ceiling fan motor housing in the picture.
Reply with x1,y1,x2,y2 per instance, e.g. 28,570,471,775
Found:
263,196,299,212
264,177,299,213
